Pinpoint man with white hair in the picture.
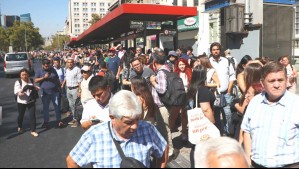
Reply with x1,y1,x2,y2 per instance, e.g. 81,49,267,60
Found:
194,137,249,168
66,90,168,168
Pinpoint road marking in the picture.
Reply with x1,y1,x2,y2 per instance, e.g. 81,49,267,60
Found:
0,106,2,125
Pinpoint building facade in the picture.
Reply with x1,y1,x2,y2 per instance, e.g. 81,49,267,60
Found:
67,0,111,37
20,13,31,23
4,15,20,27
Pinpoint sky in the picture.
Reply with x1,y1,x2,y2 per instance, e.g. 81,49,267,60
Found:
0,0,69,38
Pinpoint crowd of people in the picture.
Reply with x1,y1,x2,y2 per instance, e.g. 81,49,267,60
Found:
13,42,299,168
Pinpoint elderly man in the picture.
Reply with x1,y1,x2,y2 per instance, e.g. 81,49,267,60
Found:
61,58,82,127
66,90,168,168
241,61,299,168
194,137,249,168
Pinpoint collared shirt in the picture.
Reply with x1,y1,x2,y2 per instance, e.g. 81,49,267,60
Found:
80,97,112,124
70,120,167,168
65,66,82,87
35,67,60,94
241,91,299,167
152,65,168,107
209,56,236,92
80,75,94,104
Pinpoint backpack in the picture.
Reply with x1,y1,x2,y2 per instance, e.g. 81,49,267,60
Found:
15,78,39,101
157,69,186,106
228,57,236,70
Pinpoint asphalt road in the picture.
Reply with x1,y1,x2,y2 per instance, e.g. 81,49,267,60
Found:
0,61,84,168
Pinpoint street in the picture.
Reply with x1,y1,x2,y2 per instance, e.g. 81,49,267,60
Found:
0,61,84,168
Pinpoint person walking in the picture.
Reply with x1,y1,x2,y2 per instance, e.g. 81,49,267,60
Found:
14,68,39,137
66,90,167,168
241,61,299,168
61,58,82,127
35,59,63,128
209,42,236,136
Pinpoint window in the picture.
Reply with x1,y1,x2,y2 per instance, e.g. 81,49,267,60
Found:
100,8,105,12
73,2,79,6
75,19,80,23
82,2,87,6
74,13,79,17
182,0,187,6
6,54,28,61
194,0,198,6
100,2,105,7
91,2,96,6
91,8,97,12
83,13,88,18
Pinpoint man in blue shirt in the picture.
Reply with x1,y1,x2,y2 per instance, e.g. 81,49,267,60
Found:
241,61,299,168
35,59,63,128
66,90,168,168
107,47,121,93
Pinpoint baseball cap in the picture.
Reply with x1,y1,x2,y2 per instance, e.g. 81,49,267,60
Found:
109,47,116,51
168,51,178,57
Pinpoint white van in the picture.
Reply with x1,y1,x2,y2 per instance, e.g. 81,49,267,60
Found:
4,52,33,78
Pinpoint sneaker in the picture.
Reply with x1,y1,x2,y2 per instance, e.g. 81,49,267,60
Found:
71,121,78,128
41,122,50,129
18,128,24,134
30,132,39,137
68,119,77,125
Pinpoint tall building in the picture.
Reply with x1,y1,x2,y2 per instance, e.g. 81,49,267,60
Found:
68,0,112,37
20,13,31,23
4,15,20,27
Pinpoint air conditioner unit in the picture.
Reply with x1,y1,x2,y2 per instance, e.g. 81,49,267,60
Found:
225,5,245,34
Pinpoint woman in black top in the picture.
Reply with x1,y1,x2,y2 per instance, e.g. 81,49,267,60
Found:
187,65,215,123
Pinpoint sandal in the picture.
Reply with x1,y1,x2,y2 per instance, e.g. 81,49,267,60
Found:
31,132,39,137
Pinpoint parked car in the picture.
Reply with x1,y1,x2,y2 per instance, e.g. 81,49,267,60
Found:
4,52,33,78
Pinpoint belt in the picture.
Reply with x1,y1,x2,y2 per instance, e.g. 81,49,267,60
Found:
252,160,299,168
67,86,78,90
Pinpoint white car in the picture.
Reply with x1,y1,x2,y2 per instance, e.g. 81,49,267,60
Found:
4,52,33,78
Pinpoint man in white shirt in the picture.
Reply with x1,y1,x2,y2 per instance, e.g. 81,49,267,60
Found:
78,65,94,107
80,75,112,131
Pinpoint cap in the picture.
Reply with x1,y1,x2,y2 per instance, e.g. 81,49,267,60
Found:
168,51,178,57
81,65,91,72
225,49,231,54
109,47,115,51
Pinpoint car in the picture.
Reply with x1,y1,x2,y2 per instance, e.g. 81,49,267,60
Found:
4,52,33,78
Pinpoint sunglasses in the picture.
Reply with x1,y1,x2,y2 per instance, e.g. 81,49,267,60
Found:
81,70,90,74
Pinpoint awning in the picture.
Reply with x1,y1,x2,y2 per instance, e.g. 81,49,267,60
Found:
67,37,80,47
76,3,197,44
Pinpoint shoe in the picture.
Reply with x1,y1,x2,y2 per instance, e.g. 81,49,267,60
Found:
18,128,24,134
68,119,77,125
31,132,39,137
71,121,78,128
41,122,50,129
168,148,180,162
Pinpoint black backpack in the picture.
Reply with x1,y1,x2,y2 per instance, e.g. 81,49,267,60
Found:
158,69,186,106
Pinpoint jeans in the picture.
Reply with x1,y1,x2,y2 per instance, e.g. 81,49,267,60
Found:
42,92,61,123
214,93,232,135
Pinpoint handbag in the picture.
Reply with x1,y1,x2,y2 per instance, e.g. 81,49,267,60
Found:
188,92,220,144
214,88,227,108
108,122,146,168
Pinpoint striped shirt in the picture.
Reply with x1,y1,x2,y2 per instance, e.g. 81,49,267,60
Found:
241,91,299,167
65,66,82,87
210,56,236,92
70,120,167,168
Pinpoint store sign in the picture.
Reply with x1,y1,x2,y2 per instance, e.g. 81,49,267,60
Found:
130,21,144,29
146,21,161,30
178,16,199,31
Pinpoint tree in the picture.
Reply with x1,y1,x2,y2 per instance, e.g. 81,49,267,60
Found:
89,13,101,25
6,21,44,52
51,34,70,51
0,27,9,52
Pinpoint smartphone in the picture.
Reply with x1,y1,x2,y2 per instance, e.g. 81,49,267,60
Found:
91,119,101,123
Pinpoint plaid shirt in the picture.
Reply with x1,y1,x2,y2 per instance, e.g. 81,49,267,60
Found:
151,65,168,108
70,121,167,168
